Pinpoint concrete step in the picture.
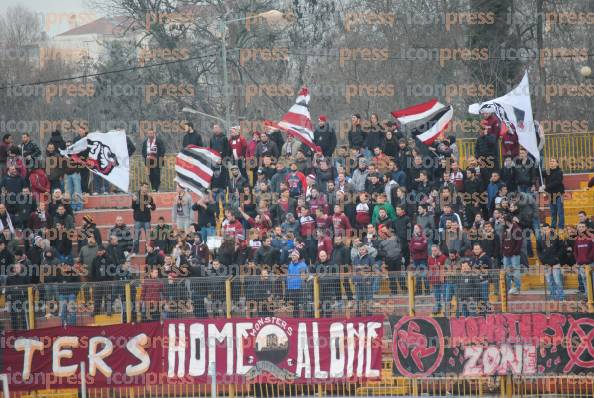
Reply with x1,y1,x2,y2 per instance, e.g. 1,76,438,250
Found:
75,207,174,225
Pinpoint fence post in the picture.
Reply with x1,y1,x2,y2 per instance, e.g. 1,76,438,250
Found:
125,284,132,323
313,276,323,397
225,278,235,398
407,271,418,397
313,276,320,319
407,271,415,316
27,287,35,330
499,270,509,397
499,270,508,313
586,265,594,313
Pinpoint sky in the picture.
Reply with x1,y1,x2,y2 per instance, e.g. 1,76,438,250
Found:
0,0,102,37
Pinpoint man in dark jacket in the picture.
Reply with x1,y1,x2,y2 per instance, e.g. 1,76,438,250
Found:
475,127,498,184
6,258,30,329
109,216,133,253
331,234,352,301
21,132,42,169
91,245,115,315
141,129,166,191
543,158,565,230
393,205,411,267
537,223,564,300
515,148,537,193
209,123,231,159
348,114,365,150
313,115,337,157
182,122,203,148
132,182,155,253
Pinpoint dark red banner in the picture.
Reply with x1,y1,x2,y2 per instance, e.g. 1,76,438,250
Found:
390,313,594,378
2,316,383,390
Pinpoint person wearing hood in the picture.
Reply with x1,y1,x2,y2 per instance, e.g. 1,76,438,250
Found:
410,224,429,295
501,215,523,295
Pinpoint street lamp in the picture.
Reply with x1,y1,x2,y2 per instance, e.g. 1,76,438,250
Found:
218,10,287,130
580,65,592,79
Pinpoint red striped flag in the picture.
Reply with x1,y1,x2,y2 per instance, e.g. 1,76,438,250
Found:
391,99,453,145
174,145,221,196
277,87,317,150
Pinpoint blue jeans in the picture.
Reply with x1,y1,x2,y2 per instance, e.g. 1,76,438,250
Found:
93,174,110,194
480,281,489,305
577,264,592,294
545,266,564,300
200,226,216,242
549,195,565,230
58,294,77,326
65,172,83,211
134,221,151,253
503,255,521,290
433,283,444,312
413,260,428,294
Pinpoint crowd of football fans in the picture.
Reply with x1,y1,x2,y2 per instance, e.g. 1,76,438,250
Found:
0,111,593,329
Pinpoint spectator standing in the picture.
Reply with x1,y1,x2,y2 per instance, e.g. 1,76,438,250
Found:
313,115,337,157
428,245,447,315
537,223,564,300
141,130,166,192
132,182,155,254
182,122,203,148
20,132,42,171
543,158,565,230
172,185,192,231
573,222,593,297
0,134,13,176
501,215,523,294
209,124,231,159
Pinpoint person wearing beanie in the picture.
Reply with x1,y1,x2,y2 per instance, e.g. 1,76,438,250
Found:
314,114,337,157
78,214,102,249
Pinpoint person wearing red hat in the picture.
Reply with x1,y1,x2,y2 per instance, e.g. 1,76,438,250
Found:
314,114,337,157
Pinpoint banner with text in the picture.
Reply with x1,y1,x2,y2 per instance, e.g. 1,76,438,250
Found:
2,316,383,390
390,313,594,378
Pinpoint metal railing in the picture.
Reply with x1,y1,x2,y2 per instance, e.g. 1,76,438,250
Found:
124,132,593,192
1,266,593,397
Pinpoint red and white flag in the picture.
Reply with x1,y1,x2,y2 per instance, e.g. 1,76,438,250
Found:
277,87,317,150
174,145,221,196
391,99,453,145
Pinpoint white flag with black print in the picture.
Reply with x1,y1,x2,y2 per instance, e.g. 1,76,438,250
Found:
60,130,130,192
468,71,540,161
174,145,221,196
